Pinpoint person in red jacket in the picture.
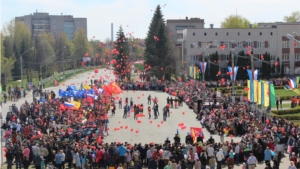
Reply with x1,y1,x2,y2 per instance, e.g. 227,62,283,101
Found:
96,147,103,168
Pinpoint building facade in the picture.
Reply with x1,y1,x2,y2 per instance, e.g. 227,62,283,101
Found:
16,11,87,41
180,22,300,77
167,17,205,75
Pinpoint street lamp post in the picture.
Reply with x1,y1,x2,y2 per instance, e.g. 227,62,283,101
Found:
20,47,34,88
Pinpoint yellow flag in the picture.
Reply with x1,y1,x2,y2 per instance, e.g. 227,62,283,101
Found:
258,81,261,105
247,80,250,101
254,80,258,103
83,85,91,90
264,81,270,107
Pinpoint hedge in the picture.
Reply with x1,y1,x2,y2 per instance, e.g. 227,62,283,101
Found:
274,115,300,120
272,107,300,115
217,86,284,91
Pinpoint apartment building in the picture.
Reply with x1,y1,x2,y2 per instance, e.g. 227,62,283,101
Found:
16,11,87,41
180,22,300,77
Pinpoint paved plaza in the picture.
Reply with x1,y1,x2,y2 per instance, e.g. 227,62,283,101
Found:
0,69,291,169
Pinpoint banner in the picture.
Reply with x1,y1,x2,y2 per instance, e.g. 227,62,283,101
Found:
270,84,276,107
261,81,265,106
258,80,262,105
190,127,204,143
254,69,259,80
264,81,269,107
254,80,258,103
189,66,192,77
247,80,250,101
234,66,239,81
199,62,207,73
228,67,232,80
250,80,254,102
247,69,252,80
194,66,197,79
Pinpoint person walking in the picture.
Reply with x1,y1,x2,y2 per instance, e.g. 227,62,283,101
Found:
148,106,151,119
148,95,151,105
216,149,224,169
119,98,122,109
247,153,258,169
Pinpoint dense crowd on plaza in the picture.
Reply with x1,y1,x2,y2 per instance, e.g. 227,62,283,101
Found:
2,73,300,169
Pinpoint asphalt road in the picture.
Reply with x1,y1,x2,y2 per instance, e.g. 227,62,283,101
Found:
0,69,291,169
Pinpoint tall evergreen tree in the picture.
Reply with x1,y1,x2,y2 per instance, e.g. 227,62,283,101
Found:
144,5,174,79
236,51,250,80
113,26,130,81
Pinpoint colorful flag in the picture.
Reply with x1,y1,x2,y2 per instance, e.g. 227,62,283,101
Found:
254,80,258,103
247,80,250,101
190,127,204,143
258,80,262,105
270,84,276,107
250,80,254,102
64,102,75,108
261,81,265,106
264,81,269,107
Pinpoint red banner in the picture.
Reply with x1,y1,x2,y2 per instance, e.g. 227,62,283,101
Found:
190,127,204,143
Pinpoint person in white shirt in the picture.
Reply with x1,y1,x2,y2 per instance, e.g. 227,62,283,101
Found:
207,145,214,157
162,148,172,159
247,153,257,169
235,144,240,165
216,149,224,169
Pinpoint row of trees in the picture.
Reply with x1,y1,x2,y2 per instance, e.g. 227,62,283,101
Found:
1,20,144,90
221,11,300,28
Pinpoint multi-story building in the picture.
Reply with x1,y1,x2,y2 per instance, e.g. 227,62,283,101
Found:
16,11,87,41
167,17,205,75
178,22,300,77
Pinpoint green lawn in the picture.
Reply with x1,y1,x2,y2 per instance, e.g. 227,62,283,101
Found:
276,89,300,97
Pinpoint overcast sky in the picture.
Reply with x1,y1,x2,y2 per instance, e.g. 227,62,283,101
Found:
1,0,299,41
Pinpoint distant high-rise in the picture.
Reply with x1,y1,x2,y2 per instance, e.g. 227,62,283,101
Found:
15,10,87,41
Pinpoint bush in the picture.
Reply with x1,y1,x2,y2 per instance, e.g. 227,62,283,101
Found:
272,107,300,115
274,115,300,120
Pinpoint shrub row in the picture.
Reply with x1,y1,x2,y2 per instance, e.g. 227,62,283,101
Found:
275,116,300,120
272,107,300,115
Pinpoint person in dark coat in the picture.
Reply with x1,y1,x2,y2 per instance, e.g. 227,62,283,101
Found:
185,133,193,144
6,148,14,169
149,158,157,169
23,156,31,169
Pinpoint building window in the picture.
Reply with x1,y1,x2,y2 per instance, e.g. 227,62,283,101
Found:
271,32,273,35
296,54,300,61
282,54,289,61
284,66,290,74
248,32,251,36
238,32,240,36
270,42,275,48
296,41,300,48
204,33,206,36
193,33,195,36
260,32,262,36
282,41,289,48
257,42,264,48
215,32,218,36
177,34,183,39
176,26,196,30
227,32,229,36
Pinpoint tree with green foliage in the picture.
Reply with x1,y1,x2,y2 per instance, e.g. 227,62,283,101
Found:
144,5,174,80
34,32,55,80
113,26,130,81
221,15,258,28
235,50,250,80
1,33,15,91
72,28,92,66
206,51,219,81
284,11,300,22
13,21,34,81
261,52,271,79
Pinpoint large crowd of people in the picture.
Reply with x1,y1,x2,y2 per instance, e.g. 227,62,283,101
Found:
1,74,300,169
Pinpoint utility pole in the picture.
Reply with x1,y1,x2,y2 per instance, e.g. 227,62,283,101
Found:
202,53,205,82
231,51,235,102
251,54,255,79
63,50,65,76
